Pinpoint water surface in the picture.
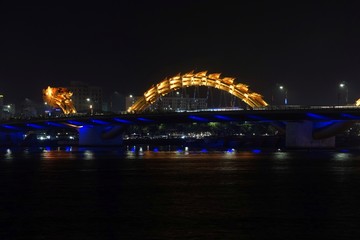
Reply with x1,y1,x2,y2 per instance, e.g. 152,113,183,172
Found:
0,147,360,239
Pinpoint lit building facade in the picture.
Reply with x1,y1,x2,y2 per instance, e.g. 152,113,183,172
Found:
0,94,16,119
0,94,3,106
125,95,140,111
2,104,15,119
126,94,207,112
150,96,207,111
0,94,3,119
68,81,103,113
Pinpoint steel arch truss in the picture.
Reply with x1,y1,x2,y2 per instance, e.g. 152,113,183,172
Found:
127,71,268,113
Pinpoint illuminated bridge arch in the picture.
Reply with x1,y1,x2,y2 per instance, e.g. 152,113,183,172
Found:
127,71,268,113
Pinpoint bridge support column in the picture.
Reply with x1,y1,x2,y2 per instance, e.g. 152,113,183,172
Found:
0,132,25,147
78,125,123,146
285,121,335,148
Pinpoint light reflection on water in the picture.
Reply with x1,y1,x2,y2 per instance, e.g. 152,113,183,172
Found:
332,152,352,161
83,150,95,160
4,148,13,160
1,146,360,239
2,146,360,162
41,148,77,160
273,151,291,160
124,148,265,160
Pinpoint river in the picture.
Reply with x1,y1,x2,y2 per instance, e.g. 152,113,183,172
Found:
0,146,360,239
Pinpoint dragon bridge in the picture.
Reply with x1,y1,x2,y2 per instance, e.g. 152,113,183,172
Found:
43,86,77,115
127,71,268,113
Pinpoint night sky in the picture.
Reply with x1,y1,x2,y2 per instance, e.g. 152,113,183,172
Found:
1,1,360,106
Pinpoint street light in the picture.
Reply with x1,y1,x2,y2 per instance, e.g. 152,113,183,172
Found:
339,81,348,105
44,102,50,116
279,85,288,105
86,98,93,115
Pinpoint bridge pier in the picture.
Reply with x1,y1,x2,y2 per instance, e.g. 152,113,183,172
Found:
78,125,123,146
0,131,25,147
285,121,335,148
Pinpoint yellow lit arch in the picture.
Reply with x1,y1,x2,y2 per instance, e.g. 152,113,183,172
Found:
127,71,268,113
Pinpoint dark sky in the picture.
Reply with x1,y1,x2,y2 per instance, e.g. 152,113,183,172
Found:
1,0,360,106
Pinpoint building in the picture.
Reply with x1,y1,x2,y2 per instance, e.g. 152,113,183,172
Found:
108,91,126,113
20,98,38,117
125,94,207,112
2,104,16,119
0,94,3,119
151,96,207,111
68,81,103,113
125,95,140,111
0,94,17,119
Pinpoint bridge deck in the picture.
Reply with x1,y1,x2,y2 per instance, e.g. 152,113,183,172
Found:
1,107,360,131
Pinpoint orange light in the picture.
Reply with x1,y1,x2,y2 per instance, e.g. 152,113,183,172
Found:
43,86,77,115
127,70,268,113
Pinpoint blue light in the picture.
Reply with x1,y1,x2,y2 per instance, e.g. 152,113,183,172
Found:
46,122,64,127
1,125,18,130
104,126,113,131
252,149,261,154
26,123,43,129
214,115,234,121
314,120,339,128
246,115,270,121
188,115,208,122
67,120,84,126
153,148,159,152
201,148,208,153
306,113,329,120
341,113,360,120
91,119,109,125
114,118,133,124
137,117,153,122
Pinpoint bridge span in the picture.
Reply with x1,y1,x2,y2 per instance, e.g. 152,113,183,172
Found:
2,106,360,125
1,106,360,148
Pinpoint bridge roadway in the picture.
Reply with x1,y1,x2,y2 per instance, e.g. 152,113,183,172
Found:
1,106,360,130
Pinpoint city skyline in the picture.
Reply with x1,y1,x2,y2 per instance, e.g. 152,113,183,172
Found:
0,74,356,108
1,1,360,106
